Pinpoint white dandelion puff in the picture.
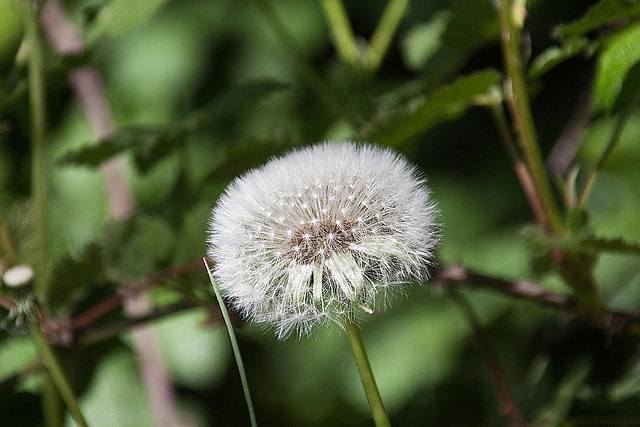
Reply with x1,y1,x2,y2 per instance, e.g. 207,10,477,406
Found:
207,141,440,339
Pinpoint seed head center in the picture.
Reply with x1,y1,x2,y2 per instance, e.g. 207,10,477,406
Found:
288,219,357,264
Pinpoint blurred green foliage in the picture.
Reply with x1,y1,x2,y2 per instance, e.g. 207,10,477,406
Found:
1,0,640,425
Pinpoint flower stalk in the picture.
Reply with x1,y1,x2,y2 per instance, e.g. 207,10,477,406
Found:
22,0,50,296
29,321,88,427
345,320,391,427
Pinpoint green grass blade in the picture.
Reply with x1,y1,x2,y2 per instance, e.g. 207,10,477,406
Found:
203,259,257,427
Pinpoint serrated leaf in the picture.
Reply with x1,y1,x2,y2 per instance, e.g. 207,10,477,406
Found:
56,139,127,168
201,133,302,183
528,38,592,78
128,127,188,174
189,79,290,130
86,0,169,45
58,126,186,174
555,0,640,40
360,70,501,147
594,21,640,112
49,244,105,309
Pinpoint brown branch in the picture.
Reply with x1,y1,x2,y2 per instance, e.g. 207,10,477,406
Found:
0,292,17,311
41,3,183,424
434,264,640,336
450,289,526,427
41,0,134,222
71,258,206,332
434,264,572,309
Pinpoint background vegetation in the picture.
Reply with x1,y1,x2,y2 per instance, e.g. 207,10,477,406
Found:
1,0,640,425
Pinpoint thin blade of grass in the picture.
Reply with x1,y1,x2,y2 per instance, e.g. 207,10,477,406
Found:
203,258,257,427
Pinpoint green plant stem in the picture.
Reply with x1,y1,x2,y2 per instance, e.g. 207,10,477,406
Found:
252,0,352,124
29,321,88,427
0,206,18,266
578,87,640,206
22,0,49,296
496,0,565,236
204,259,257,427
496,0,605,317
320,0,360,65
366,0,410,72
43,375,63,427
344,320,391,427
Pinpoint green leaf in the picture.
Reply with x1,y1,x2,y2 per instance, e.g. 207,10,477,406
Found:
594,21,640,112
201,133,302,183
360,70,501,147
57,79,289,173
57,139,127,169
86,0,169,45
555,0,640,40
116,216,175,278
78,350,155,426
57,126,187,174
401,12,451,71
528,38,592,78
49,244,105,310
533,358,591,427
612,61,640,113
583,236,640,254
189,80,290,130
0,336,38,386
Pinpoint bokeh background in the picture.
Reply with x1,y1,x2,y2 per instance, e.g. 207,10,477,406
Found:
1,0,640,425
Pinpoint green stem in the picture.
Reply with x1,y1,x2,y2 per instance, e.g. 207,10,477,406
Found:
320,0,360,65
0,205,18,266
204,259,257,427
496,0,565,236
252,0,352,124
366,0,410,72
22,0,49,296
29,321,88,427
43,375,63,427
578,87,640,206
344,320,391,427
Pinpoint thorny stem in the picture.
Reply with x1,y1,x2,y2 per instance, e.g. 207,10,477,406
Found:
344,319,391,427
496,0,565,236
578,86,640,206
320,0,360,65
366,0,410,72
23,0,50,297
29,321,88,427
252,0,353,124
450,289,526,427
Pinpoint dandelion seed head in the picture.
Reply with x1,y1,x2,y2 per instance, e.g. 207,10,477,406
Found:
207,141,439,339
